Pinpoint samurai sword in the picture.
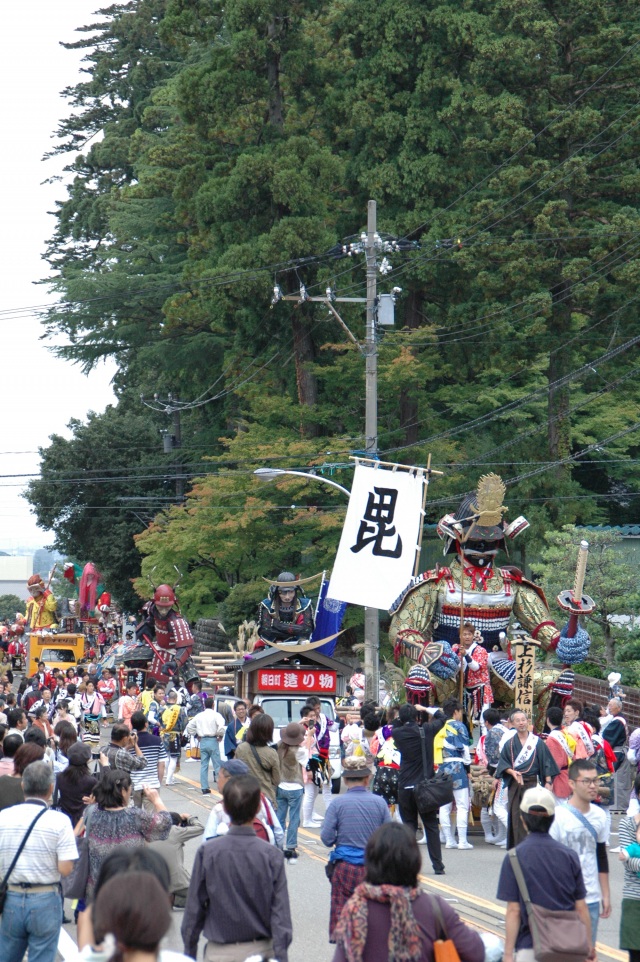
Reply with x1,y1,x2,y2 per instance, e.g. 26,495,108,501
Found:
556,540,596,637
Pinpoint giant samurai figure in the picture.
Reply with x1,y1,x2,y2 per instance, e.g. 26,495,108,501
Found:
134,582,199,690
255,571,314,651
389,474,591,721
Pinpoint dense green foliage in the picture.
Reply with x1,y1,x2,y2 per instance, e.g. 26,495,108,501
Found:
29,0,640,629
0,596,25,621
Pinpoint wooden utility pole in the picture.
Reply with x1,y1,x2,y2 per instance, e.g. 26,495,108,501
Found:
364,199,379,702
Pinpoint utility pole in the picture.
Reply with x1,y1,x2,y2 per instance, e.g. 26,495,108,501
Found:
364,200,379,703
172,403,184,500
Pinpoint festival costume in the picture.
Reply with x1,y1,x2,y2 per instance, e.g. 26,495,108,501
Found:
256,593,314,651
389,474,591,723
81,692,106,744
134,591,198,691
161,703,187,784
545,728,575,799
25,587,57,631
452,639,493,720
495,732,559,847
436,719,473,848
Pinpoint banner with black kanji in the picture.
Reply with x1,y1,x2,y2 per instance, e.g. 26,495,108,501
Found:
328,463,425,609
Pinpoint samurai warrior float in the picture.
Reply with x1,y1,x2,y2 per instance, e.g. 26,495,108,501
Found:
255,571,315,652
132,583,199,691
389,474,591,725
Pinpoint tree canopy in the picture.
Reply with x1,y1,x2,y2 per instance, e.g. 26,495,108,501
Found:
29,0,640,643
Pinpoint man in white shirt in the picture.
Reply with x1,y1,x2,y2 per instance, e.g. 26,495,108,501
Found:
186,696,226,794
0,761,78,962
550,758,611,948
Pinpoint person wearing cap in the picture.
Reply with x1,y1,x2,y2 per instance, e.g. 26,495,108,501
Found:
54,741,99,827
497,786,593,962
276,722,313,862
203,758,284,847
321,755,391,942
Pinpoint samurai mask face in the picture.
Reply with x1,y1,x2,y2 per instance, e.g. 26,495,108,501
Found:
437,474,528,569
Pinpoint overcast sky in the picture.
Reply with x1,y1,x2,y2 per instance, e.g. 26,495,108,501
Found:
1,3,116,552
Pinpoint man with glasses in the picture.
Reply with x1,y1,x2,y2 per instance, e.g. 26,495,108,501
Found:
550,758,611,947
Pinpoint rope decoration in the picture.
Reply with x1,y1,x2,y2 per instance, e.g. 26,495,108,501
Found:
557,625,590,665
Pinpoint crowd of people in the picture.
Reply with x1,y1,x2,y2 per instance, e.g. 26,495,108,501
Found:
0,659,640,962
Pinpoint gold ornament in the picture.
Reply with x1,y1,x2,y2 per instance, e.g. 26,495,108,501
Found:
471,473,507,526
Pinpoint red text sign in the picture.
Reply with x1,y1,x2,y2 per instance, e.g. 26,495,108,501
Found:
257,668,336,693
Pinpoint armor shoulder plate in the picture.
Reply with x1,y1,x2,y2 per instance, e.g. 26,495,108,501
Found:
501,566,548,607
389,567,451,614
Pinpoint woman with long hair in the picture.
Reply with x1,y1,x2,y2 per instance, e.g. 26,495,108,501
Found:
55,741,98,826
53,719,78,773
83,769,171,902
333,823,485,962
235,713,280,803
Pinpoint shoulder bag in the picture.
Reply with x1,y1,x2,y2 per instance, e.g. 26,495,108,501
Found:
0,808,48,913
430,893,462,962
414,727,454,812
508,850,590,962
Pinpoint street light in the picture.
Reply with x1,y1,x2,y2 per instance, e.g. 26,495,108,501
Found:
253,467,351,498
254,465,380,702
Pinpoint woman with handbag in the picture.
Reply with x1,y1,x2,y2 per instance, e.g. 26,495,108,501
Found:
333,822,485,962
235,713,281,803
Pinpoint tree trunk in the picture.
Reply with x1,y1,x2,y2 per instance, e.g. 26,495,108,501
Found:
290,312,319,437
266,20,285,129
604,622,615,666
399,289,422,447
547,278,572,473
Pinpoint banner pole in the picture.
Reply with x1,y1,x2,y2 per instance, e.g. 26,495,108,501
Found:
413,453,432,578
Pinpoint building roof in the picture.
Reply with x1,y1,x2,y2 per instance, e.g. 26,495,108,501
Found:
226,646,353,676
580,525,640,537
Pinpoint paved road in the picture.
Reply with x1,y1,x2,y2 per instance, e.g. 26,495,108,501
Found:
61,760,628,962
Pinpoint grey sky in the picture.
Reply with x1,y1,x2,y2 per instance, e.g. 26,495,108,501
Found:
1,3,116,549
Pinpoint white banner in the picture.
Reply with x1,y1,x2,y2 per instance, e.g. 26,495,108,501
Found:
328,463,425,609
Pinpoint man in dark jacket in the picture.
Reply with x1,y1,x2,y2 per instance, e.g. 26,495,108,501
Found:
393,703,446,874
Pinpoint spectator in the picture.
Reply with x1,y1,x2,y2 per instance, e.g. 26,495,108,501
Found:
619,772,640,962
477,708,507,846
92,872,171,959
601,698,628,768
203,759,283,844
140,678,157,714
0,731,22,775
182,773,292,962
495,708,558,848
52,698,78,731
148,812,204,907
0,760,78,962
321,756,391,941
236,712,281,803
130,710,167,810
392,703,446,875
333,823,485,962
52,719,78,773
0,743,45,811
33,705,56,745
496,786,592,962
186,678,206,718
224,700,248,758
302,699,335,823
550,758,611,947
83,768,172,902
276,721,312,862
55,742,98,827
7,707,27,741
105,723,148,776
77,847,171,950
563,699,595,758
185,695,226,794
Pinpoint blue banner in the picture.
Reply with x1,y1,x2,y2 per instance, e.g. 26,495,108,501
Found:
311,578,347,656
